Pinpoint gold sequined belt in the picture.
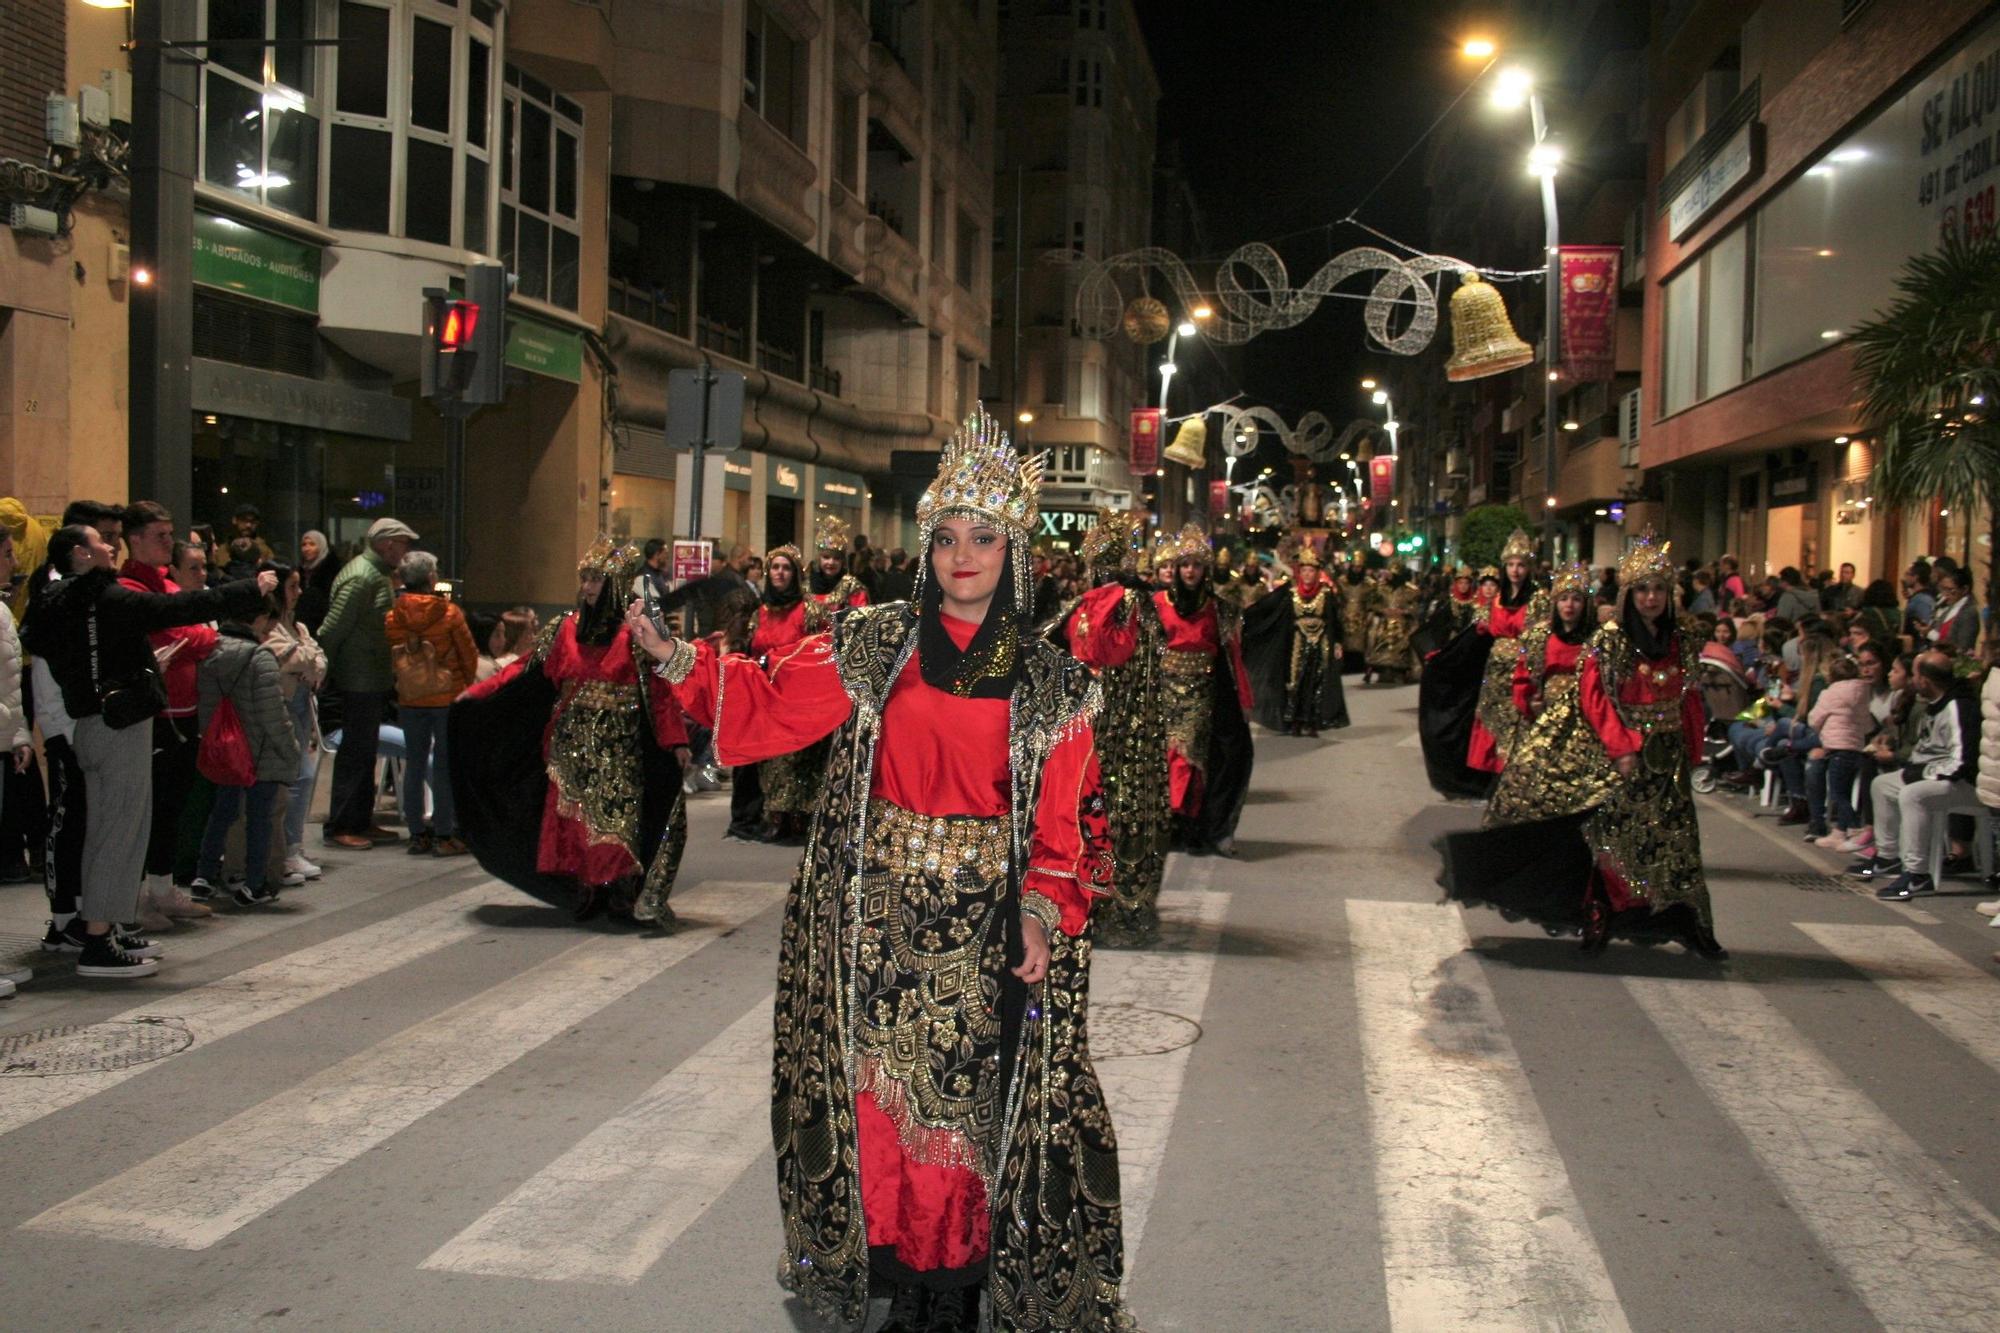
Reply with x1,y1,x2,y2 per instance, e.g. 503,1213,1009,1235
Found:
563,679,638,711
1543,671,1578,697
1162,648,1215,678
865,799,1010,881
1619,699,1682,734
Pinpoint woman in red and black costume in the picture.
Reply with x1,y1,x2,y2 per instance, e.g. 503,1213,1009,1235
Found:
1465,530,1542,773
747,544,832,842
1418,532,1540,799
634,405,1133,1333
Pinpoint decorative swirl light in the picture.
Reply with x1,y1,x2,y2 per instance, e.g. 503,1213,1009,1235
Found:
1069,242,1473,355
1218,406,1337,461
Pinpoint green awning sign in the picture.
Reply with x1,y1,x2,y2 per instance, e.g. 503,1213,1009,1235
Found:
505,314,583,383
193,212,321,314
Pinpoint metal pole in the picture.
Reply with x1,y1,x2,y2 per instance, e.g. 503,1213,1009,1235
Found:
690,354,712,540
1533,91,1560,564
1012,166,1023,416
444,407,466,580
1158,330,1179,409
129,0,198,521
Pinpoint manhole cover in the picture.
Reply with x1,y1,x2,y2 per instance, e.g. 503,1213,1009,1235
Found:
1778,872,1851,894
0,1018,195,1076
1092,1003,1202,1058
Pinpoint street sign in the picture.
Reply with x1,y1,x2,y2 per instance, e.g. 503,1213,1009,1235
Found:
671,539,713,586
666,368,745,450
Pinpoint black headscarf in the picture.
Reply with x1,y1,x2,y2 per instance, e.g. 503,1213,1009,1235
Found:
917,547,1023,700
574,576,621,646
1168,566,1212,620
1552,597,1594,646
1620,584,1674,660
1500,572,1536,610
809,556,845,597
763,556,803,610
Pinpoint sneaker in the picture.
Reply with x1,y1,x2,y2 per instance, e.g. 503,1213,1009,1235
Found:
1840,830,1874,853
233,883,280,907
156,884,213,920
41,918,87,952
1941,853,1975,877
134,893,175,933
406,831,434,856
0,960,31,985
1846,857,1881,879
1975,901,2000,918
1813,830,1849,849
1803,826,1828,843
75,933,161,978
278,867,308,887
1876,872,1937,902
114,928,164,960
1777,799,1809,826
188,876,223,903
432,836,470,857
0,977,14,998
284,851,323,881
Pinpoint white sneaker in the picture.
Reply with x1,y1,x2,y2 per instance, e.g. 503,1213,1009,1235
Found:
154,879,213,920
134,891,175,933
284,851,323,881
278,868,307,887
0,977,14,999
0,961,30,985
1975,901,2000,918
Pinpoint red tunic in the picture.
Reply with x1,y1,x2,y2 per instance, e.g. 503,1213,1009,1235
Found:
1512,632,1585,715
750,600,813,662
670,612,1107,1274
531,619,689,885
1467,593,1535,772
1577,631,1704,911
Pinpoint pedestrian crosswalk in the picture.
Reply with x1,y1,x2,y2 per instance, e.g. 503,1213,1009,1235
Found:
7,870,2000,1328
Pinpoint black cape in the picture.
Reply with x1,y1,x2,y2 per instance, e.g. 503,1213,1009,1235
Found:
448,653,683,908
1196,633,1256,849
1417,624,1493,799
1240,584,1349,731
1435,813,1697,946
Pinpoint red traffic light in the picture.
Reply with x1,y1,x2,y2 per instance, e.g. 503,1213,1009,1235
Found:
438,300,479,350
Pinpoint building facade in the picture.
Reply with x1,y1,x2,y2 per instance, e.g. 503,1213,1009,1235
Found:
1642,0,1996,581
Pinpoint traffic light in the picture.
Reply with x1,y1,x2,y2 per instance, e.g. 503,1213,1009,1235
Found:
419,263,510,406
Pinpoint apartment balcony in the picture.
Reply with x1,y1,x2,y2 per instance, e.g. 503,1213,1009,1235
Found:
868,42,924,153
861,215,922,319
829,183,868,277
607,276,682,337
737,110,819,246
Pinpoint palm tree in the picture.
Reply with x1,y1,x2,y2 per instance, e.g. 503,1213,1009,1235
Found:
1850,235,2000,624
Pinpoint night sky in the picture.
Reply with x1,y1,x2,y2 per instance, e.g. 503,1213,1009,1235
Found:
1133,0,1482,430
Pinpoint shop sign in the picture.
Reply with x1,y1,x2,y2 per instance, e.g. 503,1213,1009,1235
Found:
768,458,803,498
1669,121,1758,240
671,538,712,584
1558,246,1622,382
721,449,754,491
505,315,583,383
1768,459,1817,508
1036,508,1098,540
1128,408,1161,473
190,357,410,441
193,212,321,314
1369,455,1395,508
816,467,864,506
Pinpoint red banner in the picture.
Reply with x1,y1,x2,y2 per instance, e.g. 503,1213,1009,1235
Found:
1208,479,1230,518
1558,245,1622,383
1369,455,1395,509
1128,408,1162,474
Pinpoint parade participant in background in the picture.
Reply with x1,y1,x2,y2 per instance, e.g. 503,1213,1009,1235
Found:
1467,530,1542,772
1341,567,1375,682
808,513,871,610
746,543,835,843
1440,532,1726,960
634,405,1127,1332
1243,539,1347,736
450,537,689,927
1059,507,1171,945
1417,541,1539,799
1479,562,1607,827
1365,569,1420,683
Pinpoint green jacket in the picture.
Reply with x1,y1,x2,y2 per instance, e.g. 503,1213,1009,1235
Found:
316,551,395,692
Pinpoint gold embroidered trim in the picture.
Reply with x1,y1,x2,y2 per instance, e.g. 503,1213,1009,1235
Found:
651,636,697,684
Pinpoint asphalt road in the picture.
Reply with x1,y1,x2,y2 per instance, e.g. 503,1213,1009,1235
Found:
2,681,1999,1332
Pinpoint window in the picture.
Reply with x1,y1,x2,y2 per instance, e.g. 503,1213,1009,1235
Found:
1075,0,1105,29
958,83,977,149
502,65,584,309
956,211,978,290
200,0,322,220
1660,221,1751,415
743,1,807,147
931,184,948,265
1073,58,1103,109
834,91,861,193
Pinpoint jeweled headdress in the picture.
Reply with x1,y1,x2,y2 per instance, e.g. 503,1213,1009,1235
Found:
765,542,803,572
914,403,1048,608
1616,529,1674,587
813,512,851,553
577,534,643,580
1477,565,1500,581
1079,507,1143,571
1166,521,1214,567
1499,528,1535,563
1550,560,1592,600
1292,543,1324,570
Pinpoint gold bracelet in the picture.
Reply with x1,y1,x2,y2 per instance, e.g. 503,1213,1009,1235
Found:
650,638,697,684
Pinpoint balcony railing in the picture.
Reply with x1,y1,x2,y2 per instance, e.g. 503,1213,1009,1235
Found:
757,340,802,382
810,363,843,397
696,315,747,361
608,276,681,336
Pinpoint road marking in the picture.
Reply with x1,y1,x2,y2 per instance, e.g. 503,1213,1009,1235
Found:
1627,974,2000,1331
1348,900,1633,1332
1092,867,1227,1276
0,883,528,1140
1798,922,2000,1076
21,882,779,1251
422,997,773,1284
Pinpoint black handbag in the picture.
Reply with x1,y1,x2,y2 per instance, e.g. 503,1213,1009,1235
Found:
88,606,166,730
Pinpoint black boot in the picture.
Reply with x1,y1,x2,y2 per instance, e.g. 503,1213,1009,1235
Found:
923,1285,980,1333
876,1281,932,1333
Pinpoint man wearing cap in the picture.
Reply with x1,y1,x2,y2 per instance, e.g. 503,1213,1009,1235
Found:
318,517,416,850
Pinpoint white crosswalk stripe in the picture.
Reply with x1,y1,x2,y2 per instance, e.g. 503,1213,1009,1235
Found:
21,881,779,1251
1349,900,1634,1333
1627,972,2000,1332
1796,922,2000,1076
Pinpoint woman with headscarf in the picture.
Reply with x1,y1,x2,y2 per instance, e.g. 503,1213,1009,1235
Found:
750,543,834,842
1241,540,1348,737
1479,562,1609,827
632,406,1128,1333
450,538,690,926
295,529,336,633
1465,530,1542,772
1439,532,1726,960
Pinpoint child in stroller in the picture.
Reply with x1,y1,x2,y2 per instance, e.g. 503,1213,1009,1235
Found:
1691,650,1756,794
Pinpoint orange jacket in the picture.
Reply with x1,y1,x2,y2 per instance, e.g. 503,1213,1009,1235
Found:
384,593,479,707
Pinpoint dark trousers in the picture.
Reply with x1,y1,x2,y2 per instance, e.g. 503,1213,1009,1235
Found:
727,762,764,838
326,689,388,836
148,714,200,878
43,736,85,917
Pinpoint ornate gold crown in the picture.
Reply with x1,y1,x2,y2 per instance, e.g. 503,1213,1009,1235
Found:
1617,528,1674,587
1499,528,1535,563
1477,565,1500,581
813,512,851,552
1550,560,1592,600
1293,544,1324,570
1166,521,1214,567
916,403,1045,539
765,543,803,571
577,534,643,579
1079,507,1143,569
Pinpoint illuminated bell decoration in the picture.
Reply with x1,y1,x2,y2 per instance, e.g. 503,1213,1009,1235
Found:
1121,296,1172,345
1164,416,1208,468
1445,271,1534,382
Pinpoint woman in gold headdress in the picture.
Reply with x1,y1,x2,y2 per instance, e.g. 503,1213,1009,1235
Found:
1466,529,1542,772
809,512,872,609
1481,562,1611,826
1243,539,1348,736
633,407,1131,1332
1366,569,1420,682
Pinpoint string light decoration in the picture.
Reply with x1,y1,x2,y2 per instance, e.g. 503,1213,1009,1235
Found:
1217,406,1337,461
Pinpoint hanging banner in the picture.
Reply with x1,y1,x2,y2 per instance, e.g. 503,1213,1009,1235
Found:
1369,455,1395,509
1208,479,1230,517
1128,408,1162,474
1558,245,1622,383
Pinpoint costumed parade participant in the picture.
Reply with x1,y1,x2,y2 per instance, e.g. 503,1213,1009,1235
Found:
1418,535,1541,799
809,513,871,610
1341,567,1375,682
632,405,1130,1333
1242,539,1348,736
1467,531,1541,772
450,537,689,926
752,543,834,842
1057,508,1170,946
1365,570,1419,683
1481,562,1606,827
1439,533,1726,960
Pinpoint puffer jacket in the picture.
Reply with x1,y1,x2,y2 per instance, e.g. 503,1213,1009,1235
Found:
1806,678,1872,752
1979,669,2000,809
0,602,24,750
316,551,395,693
198,624,301,783
384,592,479,707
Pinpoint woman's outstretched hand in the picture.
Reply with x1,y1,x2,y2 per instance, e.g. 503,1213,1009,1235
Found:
625,599,679,662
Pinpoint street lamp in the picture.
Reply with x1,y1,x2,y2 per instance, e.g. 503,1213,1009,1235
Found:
1159,316,1200,408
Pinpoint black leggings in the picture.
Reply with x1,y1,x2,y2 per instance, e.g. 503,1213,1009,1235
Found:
42,736,85,918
